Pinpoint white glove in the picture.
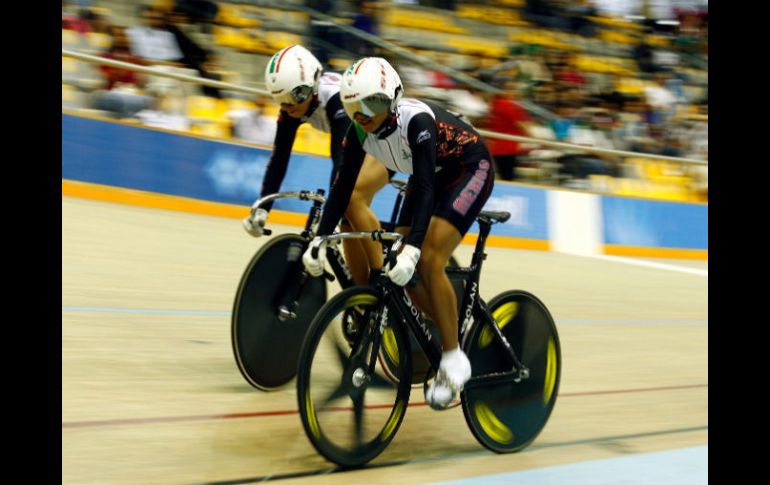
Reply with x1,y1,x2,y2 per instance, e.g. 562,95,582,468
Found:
242,208,268,237
302,237,327,277
388,244,421,286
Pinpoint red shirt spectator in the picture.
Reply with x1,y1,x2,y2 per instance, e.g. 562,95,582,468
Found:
486,94,532,157
557,67,586,86
100,26,146,91
62,12,92,34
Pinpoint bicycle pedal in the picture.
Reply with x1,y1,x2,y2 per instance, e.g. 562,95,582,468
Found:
424,376,458,410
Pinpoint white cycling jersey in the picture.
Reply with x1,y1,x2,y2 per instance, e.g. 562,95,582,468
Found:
303,72,345,133
358,98,436,175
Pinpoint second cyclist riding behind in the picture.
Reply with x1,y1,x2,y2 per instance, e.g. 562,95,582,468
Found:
243,44,393,286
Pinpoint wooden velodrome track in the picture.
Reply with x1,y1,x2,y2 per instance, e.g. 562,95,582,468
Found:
62,195,707,484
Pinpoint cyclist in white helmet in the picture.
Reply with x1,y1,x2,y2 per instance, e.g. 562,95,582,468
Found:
302,57,495,408
242,45,392,285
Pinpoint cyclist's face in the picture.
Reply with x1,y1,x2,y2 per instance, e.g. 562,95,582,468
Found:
354,111,388,132
280,96,312,118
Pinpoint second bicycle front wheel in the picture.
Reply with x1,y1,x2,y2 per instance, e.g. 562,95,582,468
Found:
297,286,412,467
232,234,327,390
461,290,561,454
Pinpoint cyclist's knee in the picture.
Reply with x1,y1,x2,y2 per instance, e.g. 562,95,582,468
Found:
417,250,448,279
347,190,369,212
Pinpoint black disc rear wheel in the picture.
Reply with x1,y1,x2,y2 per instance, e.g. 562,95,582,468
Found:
461,290,561,453
232,234,327,390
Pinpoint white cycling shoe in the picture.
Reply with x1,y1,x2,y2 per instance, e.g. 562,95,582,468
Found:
425,347,471,409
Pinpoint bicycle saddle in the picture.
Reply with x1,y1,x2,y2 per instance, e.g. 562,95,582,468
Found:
477,211,511,224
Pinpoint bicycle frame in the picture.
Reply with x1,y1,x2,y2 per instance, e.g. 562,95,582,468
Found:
250,181,410,319
373,219,529,391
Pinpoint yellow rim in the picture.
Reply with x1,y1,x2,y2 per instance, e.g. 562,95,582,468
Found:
543,337,558,405
345,294,378,308
382,326,399,366
478,301,519,349
380,400,405,441
474,401,514,444
306,391,320,439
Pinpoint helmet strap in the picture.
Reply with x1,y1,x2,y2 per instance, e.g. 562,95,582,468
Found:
301,94,320,121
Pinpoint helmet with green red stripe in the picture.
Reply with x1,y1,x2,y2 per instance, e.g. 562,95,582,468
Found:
264,45,323,105
340,57,403,120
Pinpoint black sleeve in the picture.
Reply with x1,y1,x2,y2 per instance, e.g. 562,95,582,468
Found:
325,93,353,189
404,113,438,249
259,111,301,211
316,124,366,236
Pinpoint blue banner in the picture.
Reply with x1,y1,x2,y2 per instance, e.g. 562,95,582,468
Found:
601,195,708,249
62,115,549,239
63,114,706,250
480,183,549,240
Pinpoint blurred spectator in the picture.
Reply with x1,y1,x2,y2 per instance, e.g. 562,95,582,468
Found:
632,32,659,74
613,95,656,153
350,0,380,57
543,48,565,74
126,5,184,64
198,52,224,99
550,102,620,184
554,59,586,88
164,8,208,72
447,85,488,124
306,0,335,68
551,101,579,142
562,0,598,37
93,25,153,119
175,0,219,27
512,45,553,87
134,80,190,132
523,0,571,31
532,81,558,111
481,78,535,181
84,8,111,34
644,71,677,125
62,2,92,34
226,96,277,146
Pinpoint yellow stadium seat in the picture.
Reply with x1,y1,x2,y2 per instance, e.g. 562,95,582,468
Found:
86,32,112,52
225,98,258,112
191,122,232,139
62,57,79,74
62,83,76,103
62,29,81,47
187,96,228,121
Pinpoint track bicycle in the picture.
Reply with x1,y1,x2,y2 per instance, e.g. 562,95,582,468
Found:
296,210,561,467
231,181,462,390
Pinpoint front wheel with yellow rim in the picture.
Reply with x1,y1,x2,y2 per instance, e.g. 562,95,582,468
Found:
296,286,412,467
460,290,561,454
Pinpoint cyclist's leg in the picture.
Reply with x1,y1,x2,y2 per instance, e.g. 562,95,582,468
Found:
393,182,439,319
339,220,368,285
343,154,390,282
425,157,494,347
421,158,495,405
414,217,463,351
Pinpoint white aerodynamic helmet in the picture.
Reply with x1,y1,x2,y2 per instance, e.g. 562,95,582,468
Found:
340,57,403,119
264,45,323,105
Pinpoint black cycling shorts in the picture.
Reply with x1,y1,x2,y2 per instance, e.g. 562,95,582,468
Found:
397,154,495,237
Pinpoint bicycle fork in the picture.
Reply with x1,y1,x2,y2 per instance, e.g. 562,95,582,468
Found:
275,239,310,321
345,302,388,393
